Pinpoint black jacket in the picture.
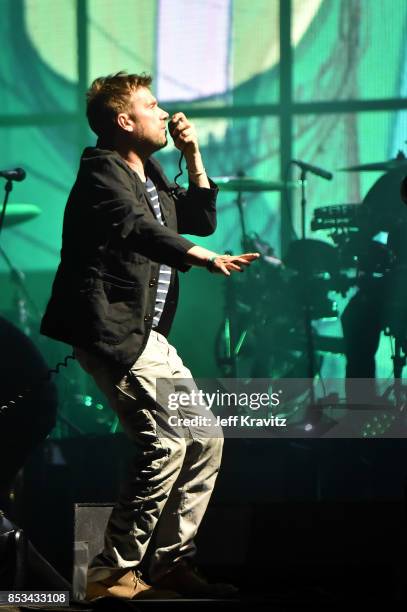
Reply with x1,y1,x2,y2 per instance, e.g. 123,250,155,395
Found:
40,146,218,371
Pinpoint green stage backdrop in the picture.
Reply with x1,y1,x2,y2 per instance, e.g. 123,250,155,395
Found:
1,0,407,410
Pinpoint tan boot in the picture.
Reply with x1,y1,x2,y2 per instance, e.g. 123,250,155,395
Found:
154,560,239,598
86,568,181,601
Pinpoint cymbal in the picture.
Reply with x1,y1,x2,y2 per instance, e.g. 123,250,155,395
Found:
2,204,41,228
284,239,338,275
339,158,407,172
212,176,298,192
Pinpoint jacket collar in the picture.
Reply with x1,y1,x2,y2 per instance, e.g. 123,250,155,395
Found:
83,146,174,222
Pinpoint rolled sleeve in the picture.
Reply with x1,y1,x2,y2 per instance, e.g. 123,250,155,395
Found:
175,177,218,236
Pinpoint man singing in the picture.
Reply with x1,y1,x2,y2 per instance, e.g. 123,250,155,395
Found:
41,72,258,600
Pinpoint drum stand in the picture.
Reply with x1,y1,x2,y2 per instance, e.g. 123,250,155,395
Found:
0,246,41,336
220,275,239,378
219,183,250,377
298,169,317,408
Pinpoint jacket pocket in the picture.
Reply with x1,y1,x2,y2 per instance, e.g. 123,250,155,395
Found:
101,280,138,326
100,272,137,289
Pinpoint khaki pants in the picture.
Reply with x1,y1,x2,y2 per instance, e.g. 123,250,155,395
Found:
75,330,223,582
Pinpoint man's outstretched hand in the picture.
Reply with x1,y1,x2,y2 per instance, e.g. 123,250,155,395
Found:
186,246,260,276
207,252,260,276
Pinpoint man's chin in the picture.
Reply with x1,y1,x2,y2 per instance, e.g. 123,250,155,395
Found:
143,136,168,155
157,136,168,150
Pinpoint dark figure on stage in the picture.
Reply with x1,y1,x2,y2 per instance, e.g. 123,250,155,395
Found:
341,168,407,402
0,318,60,591
41,72,258,600
0,317,57,514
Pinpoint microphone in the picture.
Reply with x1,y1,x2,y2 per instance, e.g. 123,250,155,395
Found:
291,159,333,181
0,167,26,182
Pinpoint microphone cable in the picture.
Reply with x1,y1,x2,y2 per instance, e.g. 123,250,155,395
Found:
173,151,185,188
0,352,75,417
168,117,185,188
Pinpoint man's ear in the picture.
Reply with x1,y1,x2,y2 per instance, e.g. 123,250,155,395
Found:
117,113,134,132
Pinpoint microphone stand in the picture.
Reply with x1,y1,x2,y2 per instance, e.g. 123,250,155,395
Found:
300,169,307,241
299,169,317,411
0,179,12,239
0,246,42,334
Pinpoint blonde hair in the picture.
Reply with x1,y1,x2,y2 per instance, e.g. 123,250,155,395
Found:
86,71,152,138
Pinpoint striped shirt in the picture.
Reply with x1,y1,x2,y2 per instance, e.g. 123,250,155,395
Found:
145,177,172,328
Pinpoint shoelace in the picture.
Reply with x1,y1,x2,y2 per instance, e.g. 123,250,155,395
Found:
132,569,147,586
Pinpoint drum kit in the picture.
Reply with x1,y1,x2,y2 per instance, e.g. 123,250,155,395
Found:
215,153,407,409
3,153,407,434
